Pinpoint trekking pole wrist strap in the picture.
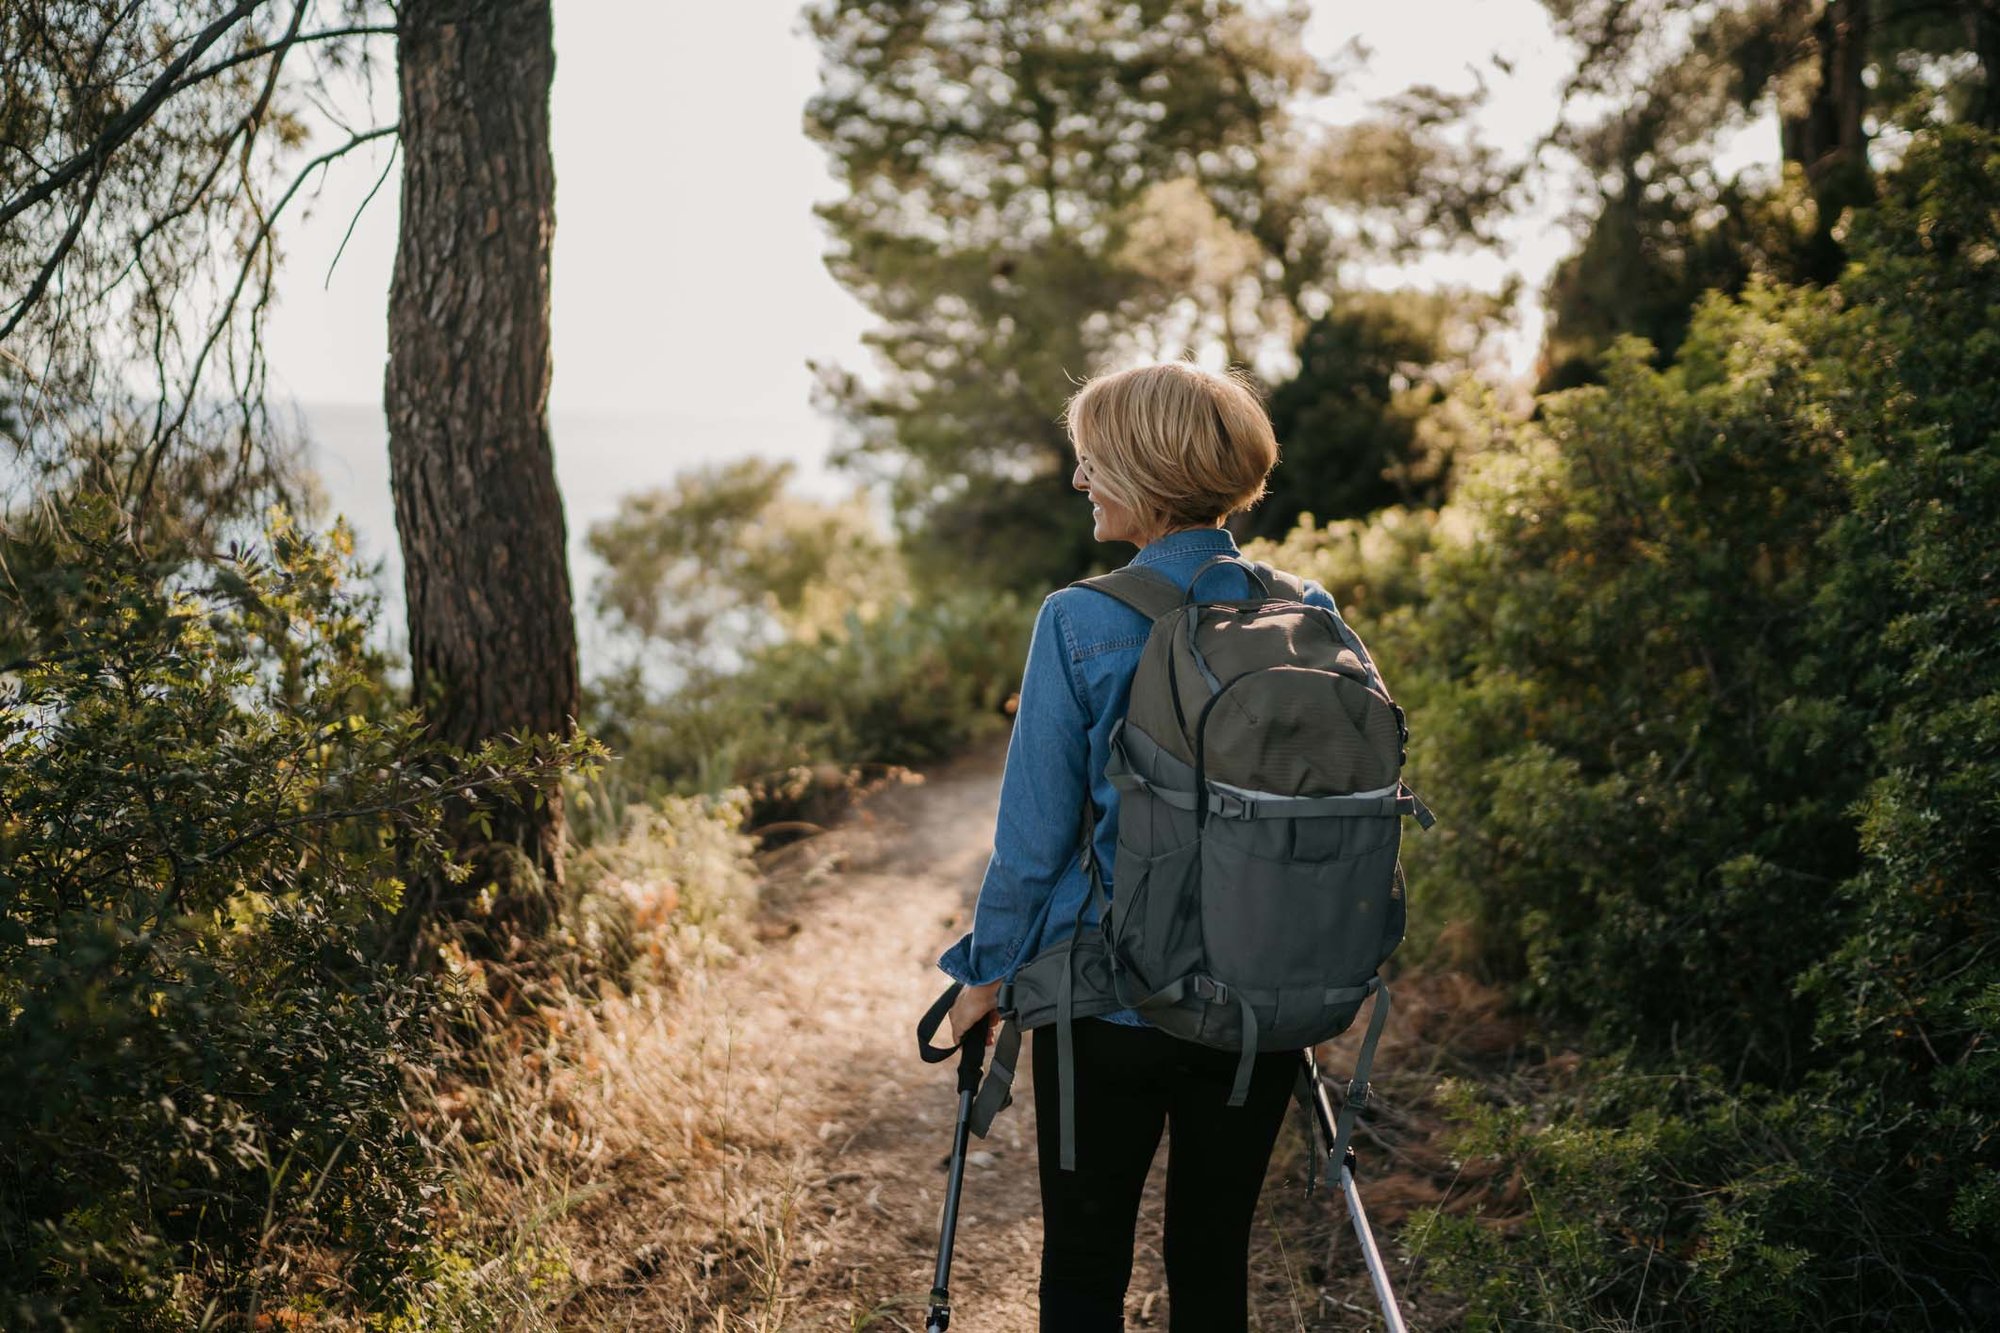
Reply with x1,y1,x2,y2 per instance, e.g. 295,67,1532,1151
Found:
917,983,969,1063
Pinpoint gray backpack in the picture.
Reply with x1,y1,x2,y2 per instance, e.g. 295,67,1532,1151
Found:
971,555,1435,1170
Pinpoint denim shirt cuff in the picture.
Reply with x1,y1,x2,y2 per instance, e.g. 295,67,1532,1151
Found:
936,932,1013,988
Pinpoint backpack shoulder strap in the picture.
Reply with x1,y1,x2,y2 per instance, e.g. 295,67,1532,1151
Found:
1068,565,1184,622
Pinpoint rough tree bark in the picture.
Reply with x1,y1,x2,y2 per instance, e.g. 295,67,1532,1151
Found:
386,0,577,944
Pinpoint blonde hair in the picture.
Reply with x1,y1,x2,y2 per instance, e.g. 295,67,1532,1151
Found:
1061,361,1278,536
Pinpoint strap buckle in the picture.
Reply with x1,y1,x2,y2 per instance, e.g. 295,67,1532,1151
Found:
1346,1078,1372,1110
1193,975,1232,1005
1208,789,1254,820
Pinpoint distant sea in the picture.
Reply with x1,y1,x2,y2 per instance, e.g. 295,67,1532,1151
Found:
297,400,845,675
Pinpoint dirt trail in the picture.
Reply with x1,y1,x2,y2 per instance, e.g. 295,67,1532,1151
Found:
676,744,1048,1329
593,742,1517,1331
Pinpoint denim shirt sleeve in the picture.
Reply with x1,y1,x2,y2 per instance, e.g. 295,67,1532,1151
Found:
937,594,1090,987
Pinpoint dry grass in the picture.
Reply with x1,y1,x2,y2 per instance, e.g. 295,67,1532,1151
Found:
400,780,855,1330
426,975,825,1328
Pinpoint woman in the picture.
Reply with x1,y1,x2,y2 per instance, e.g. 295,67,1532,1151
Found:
936,360,1349,1331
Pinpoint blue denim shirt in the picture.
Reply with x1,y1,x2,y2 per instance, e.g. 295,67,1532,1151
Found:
937,526,1343,1025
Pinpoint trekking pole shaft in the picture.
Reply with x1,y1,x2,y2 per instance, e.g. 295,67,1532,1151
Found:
1340,1158,1409,1333
932,1086,975,1286
928,1024,984,1328
1303,1051,1409,1333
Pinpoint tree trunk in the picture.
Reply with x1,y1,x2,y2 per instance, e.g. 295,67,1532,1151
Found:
1968,1,2000,129
1780,0,1872,282
386,0,577,946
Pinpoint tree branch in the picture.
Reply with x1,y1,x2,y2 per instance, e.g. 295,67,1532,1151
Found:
0,161,107,343
198,759,571,869
324,136,399,288
0,0,267,229
130,121,400,512
167,24,398,95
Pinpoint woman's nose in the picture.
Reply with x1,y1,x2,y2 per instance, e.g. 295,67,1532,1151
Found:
1071,462,1088,492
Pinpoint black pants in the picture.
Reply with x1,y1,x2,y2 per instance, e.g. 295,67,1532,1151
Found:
1032,1018,1298,1332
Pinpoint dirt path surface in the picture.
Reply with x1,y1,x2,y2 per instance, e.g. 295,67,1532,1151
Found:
668,744,1051,1330
565,742,1517,1330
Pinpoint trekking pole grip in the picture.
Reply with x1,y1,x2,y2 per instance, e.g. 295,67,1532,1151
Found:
917,983,964,1063
956,1020,988,1093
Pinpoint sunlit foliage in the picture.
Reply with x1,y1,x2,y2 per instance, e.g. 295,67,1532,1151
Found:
1259,127,2000,1327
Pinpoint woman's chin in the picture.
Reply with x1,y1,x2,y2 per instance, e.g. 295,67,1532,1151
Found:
1088,504,1134,544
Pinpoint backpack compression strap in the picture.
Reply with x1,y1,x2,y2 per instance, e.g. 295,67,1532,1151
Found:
1332,976,1391,1165
1291,974,1393,1179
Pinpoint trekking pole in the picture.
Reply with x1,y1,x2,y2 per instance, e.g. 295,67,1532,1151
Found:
916,984,990,1333
1302,1048,1410,1333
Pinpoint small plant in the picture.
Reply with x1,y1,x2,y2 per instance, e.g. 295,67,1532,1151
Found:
561,783,762,989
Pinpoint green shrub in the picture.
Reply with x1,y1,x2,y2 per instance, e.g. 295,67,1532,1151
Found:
1278,129,2000,1326
586,588,1030,817
1454,290,1868,1048
0,500,580,1327
1411,1061,1938,1330
1796,127,2000,1263
561,784,763,988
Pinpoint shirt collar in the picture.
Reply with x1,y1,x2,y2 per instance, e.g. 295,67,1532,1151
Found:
1127,525,1239,568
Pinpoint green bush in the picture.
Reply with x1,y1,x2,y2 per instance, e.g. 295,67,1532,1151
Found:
586,588,1031,817
1419,286,1867,1060
1796,127,2000,1264
1272,129,2000,1326
1411,1061,1933,1330
561,784,763,988
0,501,579,1327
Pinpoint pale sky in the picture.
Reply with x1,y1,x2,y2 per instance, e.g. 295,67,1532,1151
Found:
261,0,1773,663
267,1,1587,419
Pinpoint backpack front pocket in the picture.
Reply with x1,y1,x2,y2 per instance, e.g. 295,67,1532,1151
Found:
1197,812,1401,991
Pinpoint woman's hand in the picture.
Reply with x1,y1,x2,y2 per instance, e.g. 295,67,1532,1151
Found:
947,979,1003,1045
